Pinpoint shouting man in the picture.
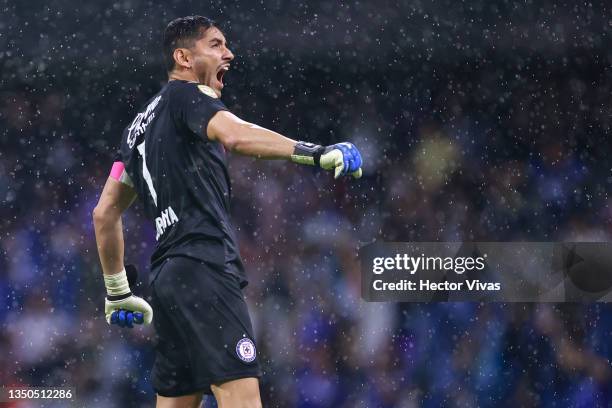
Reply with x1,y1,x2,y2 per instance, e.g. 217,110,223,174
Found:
93,15,363,408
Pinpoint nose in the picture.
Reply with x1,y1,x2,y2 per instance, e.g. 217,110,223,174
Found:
224,47,234,62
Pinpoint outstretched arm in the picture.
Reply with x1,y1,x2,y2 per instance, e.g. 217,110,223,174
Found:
207,110,295,159
207,110,363,178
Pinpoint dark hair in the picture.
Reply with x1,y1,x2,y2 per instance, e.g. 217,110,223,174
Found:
162,15,215,72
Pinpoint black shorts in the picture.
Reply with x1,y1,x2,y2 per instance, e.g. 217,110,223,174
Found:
150,256,262,397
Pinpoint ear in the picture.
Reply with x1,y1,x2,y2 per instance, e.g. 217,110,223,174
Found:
173,48,192,70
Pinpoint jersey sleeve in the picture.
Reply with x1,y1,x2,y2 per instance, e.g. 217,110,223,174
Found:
172,83,228,138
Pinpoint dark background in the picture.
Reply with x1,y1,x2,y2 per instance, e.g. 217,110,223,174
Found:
1,0,611,406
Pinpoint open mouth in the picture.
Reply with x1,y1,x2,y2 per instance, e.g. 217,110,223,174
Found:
216,65,229,86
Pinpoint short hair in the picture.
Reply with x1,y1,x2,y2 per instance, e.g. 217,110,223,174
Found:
162,15,216,73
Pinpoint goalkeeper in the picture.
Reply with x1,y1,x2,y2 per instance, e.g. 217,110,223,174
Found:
93,15,362,408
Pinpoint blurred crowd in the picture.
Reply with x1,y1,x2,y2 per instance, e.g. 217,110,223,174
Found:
1,1,611,407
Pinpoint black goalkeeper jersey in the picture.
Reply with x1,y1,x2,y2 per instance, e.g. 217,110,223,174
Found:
118,80,246,286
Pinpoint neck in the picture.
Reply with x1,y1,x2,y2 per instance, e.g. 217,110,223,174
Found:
168,70,199,83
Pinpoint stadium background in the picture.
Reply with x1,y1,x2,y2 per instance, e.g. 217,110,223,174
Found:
1,0,611,406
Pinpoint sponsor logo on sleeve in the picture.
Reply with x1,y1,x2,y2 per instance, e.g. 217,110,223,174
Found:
127,95,162,148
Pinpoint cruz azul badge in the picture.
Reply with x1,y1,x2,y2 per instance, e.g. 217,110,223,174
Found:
236,338,256,362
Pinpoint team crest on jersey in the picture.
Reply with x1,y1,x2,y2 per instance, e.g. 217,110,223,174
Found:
236,338,256,362
197,85,218,98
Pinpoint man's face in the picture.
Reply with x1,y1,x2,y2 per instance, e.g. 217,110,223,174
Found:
190,27,234,96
